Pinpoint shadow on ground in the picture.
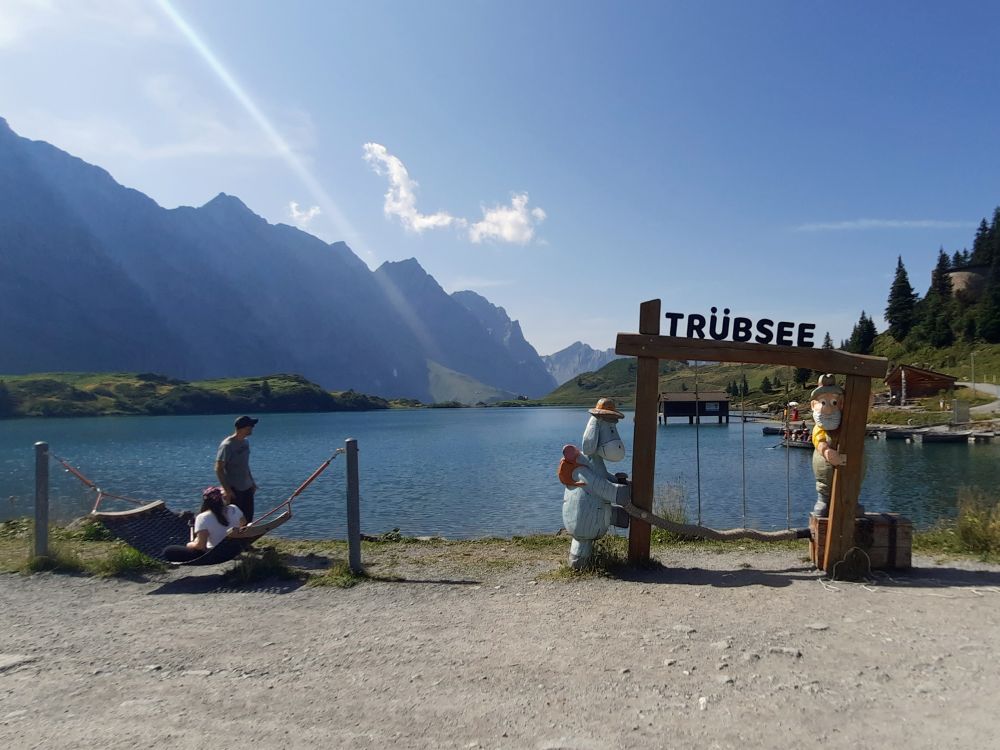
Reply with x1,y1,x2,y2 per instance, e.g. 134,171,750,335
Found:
610,561,1000,590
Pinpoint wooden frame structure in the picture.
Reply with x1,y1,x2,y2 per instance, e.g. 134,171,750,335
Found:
616,300,888,574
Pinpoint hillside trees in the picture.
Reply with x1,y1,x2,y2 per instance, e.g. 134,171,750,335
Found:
879,205,1000,350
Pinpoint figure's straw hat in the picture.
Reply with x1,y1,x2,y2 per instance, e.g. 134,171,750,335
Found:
589,397,624,420
810,373,844,400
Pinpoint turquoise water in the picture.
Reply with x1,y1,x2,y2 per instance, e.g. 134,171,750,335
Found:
1,409,998,539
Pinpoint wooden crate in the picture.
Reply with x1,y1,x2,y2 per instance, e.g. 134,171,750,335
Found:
810,512,912,570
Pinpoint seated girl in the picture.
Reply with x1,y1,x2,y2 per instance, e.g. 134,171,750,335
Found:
163,486,246,562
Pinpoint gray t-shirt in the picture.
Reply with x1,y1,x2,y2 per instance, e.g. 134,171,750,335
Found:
216,436,253,491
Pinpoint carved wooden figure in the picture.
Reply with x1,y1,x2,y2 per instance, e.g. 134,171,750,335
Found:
558,398,631,569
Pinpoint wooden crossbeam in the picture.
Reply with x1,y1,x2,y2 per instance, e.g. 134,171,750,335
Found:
616,334,887,378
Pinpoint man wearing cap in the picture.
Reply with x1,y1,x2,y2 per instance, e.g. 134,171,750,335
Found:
215,416,258,521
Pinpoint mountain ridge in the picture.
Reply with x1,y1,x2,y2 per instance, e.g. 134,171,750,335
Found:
0,118,553,402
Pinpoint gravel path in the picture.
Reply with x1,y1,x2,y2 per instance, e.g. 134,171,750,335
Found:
2,549,999,749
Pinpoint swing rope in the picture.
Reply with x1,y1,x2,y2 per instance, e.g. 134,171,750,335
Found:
740,362,747,529
694,361,702,526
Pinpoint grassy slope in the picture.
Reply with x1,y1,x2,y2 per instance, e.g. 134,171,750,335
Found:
0,372,389,418
426,361,515,404
540,338,1000,409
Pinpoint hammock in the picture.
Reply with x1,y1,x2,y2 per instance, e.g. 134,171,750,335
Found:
57,450,343,567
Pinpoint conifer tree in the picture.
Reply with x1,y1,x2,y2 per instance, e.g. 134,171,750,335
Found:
971,218,991,266
794,368,811,386
845,311,877,354
822,332,833,349
930,249,953,298
885,256,918,341
761,376,772,394
741,374,749,396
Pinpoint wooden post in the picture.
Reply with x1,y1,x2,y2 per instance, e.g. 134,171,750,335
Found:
822,374,872,573
345,438,362,574
33,441,49,558
627,299,661,565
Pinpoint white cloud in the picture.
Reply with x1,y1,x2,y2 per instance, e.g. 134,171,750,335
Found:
362,142,462,233
363,142,546,244
289,201,321,227
793,218,975,232
469,193,546,245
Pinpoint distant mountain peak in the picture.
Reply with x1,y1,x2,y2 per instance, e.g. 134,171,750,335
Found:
541,341,622,386
202,192,253,213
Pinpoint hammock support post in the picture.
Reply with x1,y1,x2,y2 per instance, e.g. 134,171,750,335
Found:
33,441,49,558
346,438,362,574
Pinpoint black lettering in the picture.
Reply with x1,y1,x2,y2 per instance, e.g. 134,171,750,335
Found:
709,307,731,340
776,321,794,346
797,323,816,347
687,314,706,339
664,312,683,337
754,318,774,344
732,317,753,342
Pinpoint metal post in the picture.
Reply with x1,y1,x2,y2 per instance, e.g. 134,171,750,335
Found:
971,351,976,399
34,441,49,558
345,438,362,574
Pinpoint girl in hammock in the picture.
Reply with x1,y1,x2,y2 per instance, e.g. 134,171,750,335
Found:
163,486,246,562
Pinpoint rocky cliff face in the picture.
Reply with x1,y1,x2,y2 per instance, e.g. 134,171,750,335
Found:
541,341,622,386
0,117,554,402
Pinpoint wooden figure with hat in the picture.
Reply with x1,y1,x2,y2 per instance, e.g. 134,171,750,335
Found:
557,397,632,569
810,374,864,518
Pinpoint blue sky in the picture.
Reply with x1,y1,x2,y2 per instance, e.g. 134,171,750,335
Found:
3,1,999,355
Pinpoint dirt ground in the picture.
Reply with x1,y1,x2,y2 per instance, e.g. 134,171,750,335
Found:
2,545,999,750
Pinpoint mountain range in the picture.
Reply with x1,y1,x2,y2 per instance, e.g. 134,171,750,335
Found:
0,117,561,402
541,341,622,386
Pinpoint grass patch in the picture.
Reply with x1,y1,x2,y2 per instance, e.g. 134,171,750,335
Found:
23,544,86,574
955,487,1000,557
88,545,165,577
222,546,304,586
541,535,630,580
308,561,366,588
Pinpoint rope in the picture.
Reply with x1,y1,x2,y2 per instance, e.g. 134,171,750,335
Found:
251,448,345,526
694,362,702,526
52,454,158,512
739,363,746,529
623,500,808,542
56,448,344,520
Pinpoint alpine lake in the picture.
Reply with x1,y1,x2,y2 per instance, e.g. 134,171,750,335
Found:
2,408,998,539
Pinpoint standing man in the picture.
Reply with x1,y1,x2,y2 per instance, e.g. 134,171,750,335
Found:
216,415,258,522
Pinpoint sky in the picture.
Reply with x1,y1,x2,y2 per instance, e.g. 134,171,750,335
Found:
3,0,1000,356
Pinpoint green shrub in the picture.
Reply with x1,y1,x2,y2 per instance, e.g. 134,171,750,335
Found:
308,561,365,588
88,546,165,577
24,545,85,574
955,487,1000,556
222,547,302,585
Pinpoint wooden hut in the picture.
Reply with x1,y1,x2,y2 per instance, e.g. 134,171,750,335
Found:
884,364,957,403
659,390,729,423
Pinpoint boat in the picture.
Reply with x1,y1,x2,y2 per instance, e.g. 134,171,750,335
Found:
780,438,813,450
913,430,973,444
